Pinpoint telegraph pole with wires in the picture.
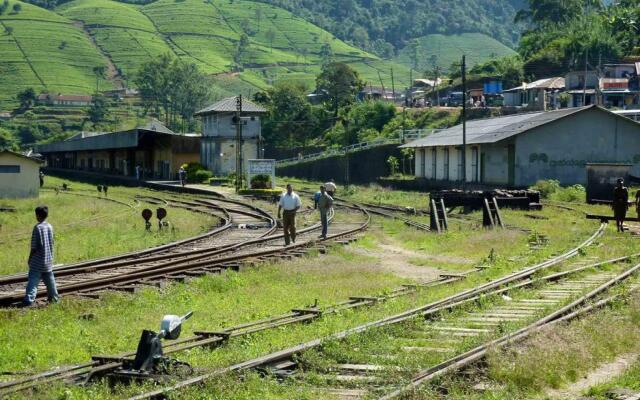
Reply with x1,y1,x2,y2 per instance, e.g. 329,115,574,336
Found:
235,95,243,193
461,55,467,188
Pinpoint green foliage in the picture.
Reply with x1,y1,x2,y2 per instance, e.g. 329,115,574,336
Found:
16,87,36,110
250,173,271,189
238,188,282,196
194,169,213,183
316,62,364,116
530,179,561,198
386,155,399,176
467,55,525,89
330,100,396,145
134,54,210,132
257,0,522,55
183,162,207,182
87,93,109,123
0,125,18,150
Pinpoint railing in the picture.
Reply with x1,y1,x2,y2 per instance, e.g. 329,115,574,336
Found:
275,129,438,166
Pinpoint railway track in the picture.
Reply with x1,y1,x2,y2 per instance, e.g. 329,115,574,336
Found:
129,225,640,400
0,193,368,306
0,218,608,397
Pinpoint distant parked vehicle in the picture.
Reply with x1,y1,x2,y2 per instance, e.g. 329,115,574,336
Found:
446,92,464,107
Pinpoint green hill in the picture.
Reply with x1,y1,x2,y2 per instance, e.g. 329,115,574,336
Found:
394,33,517,73
0,0,113,105
0,0,413,109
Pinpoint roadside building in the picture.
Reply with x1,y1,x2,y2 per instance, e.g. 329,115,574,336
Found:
0,150,43,198
502,77,565,110
35,120,200,180
600,63,640,109
195,96,266,176
402,105,640,187
36,93,93,107
565,70,599,107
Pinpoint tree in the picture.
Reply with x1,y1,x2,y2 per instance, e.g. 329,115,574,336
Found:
4,26,13,35
255,8,262,31
260,82,321,151
515,0,600,27
407,39,420,70
16,87,36,110
0,126,17,150
88,94,109,124
234,33,250,68
319,42,333,66
265,29,276,53
11,3,20,13
316,62,364,117
134,54,210,131
92,65,106,92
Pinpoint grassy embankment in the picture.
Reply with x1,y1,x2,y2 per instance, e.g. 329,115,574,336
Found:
0,179,610,399
0,176,219,275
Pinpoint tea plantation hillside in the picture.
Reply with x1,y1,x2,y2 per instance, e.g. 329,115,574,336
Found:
0,0,413,109
0,0,114,105
394,33,517,72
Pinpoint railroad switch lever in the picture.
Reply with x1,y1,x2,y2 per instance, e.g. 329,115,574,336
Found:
131,311,193,373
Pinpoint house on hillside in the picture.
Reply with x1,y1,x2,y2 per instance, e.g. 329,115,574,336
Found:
565,70,598,107
0,150,43,198
600,63,640,109
35,120,200,180
502,77,565,110
401,105,640,187
195,96,267,175
37,93,93,107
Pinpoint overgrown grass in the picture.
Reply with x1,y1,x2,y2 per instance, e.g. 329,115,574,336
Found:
0,176,218,275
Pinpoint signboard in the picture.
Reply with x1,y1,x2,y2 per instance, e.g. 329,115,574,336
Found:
247,159,276,189
600,78,628,91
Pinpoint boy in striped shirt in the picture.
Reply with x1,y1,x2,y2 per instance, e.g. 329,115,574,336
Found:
23,206,59,306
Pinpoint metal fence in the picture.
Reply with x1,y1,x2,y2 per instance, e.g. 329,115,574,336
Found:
275,129,438,166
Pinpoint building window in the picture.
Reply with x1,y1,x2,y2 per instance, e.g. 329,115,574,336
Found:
0,165,20,173
420,149,426,177
471,147,479,182
457,148,463,181
431,148,437,179
443,148,449,180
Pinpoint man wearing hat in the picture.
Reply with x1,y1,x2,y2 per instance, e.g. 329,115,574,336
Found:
613,178,629,232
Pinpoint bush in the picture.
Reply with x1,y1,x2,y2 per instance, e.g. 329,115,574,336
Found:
194,169,213,183
554,184,585,202
530,179,560,199
239,188,282,198
250,174,271,189
182,162,206,182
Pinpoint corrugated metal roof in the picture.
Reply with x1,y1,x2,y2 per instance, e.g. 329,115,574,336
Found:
401,106,592,148
195,96,267,115
0,149,44,163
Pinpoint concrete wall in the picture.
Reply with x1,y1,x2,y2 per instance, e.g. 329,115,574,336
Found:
201,137,258,176
276,144,402,184
0,153,41,198
482,142,511,185
414,145,481,183
202,113,261,139
515,107,640,186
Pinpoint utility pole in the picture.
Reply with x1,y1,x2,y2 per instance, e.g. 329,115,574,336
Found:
582,49,588,106
390,68,396,103
461,55,467,188
434,66,440,106
235,95,243,193
377,70,387,102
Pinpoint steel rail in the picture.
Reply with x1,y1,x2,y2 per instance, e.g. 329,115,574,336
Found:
0,204,360,305
378,261,640,399
125,222,607,400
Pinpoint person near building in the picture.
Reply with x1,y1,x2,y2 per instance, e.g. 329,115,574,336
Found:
135,164,141,181
315,185,333,239
325,179,337,198
23,206,59,306
613,178,629,232
277,184,302,245
39,170,44,188
178,166,187,187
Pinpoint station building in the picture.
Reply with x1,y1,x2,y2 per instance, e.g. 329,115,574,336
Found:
195,96,267,175
35,121,200,180
0,150,43,198
401,105,640,187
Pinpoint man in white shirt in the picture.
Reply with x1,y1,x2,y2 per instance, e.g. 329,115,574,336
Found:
277,184,302,245
324,179,337,198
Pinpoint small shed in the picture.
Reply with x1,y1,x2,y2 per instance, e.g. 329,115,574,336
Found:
586,163,632,203
0,150,44,198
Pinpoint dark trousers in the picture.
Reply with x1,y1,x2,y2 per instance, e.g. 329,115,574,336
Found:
283,210,297,245
320,209,329,237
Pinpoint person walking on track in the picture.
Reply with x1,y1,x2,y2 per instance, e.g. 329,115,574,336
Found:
23,206,59,306
613,178,629,233
315,185,333,239
178,166,187,187
325,179,337,198
278,184,302,245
